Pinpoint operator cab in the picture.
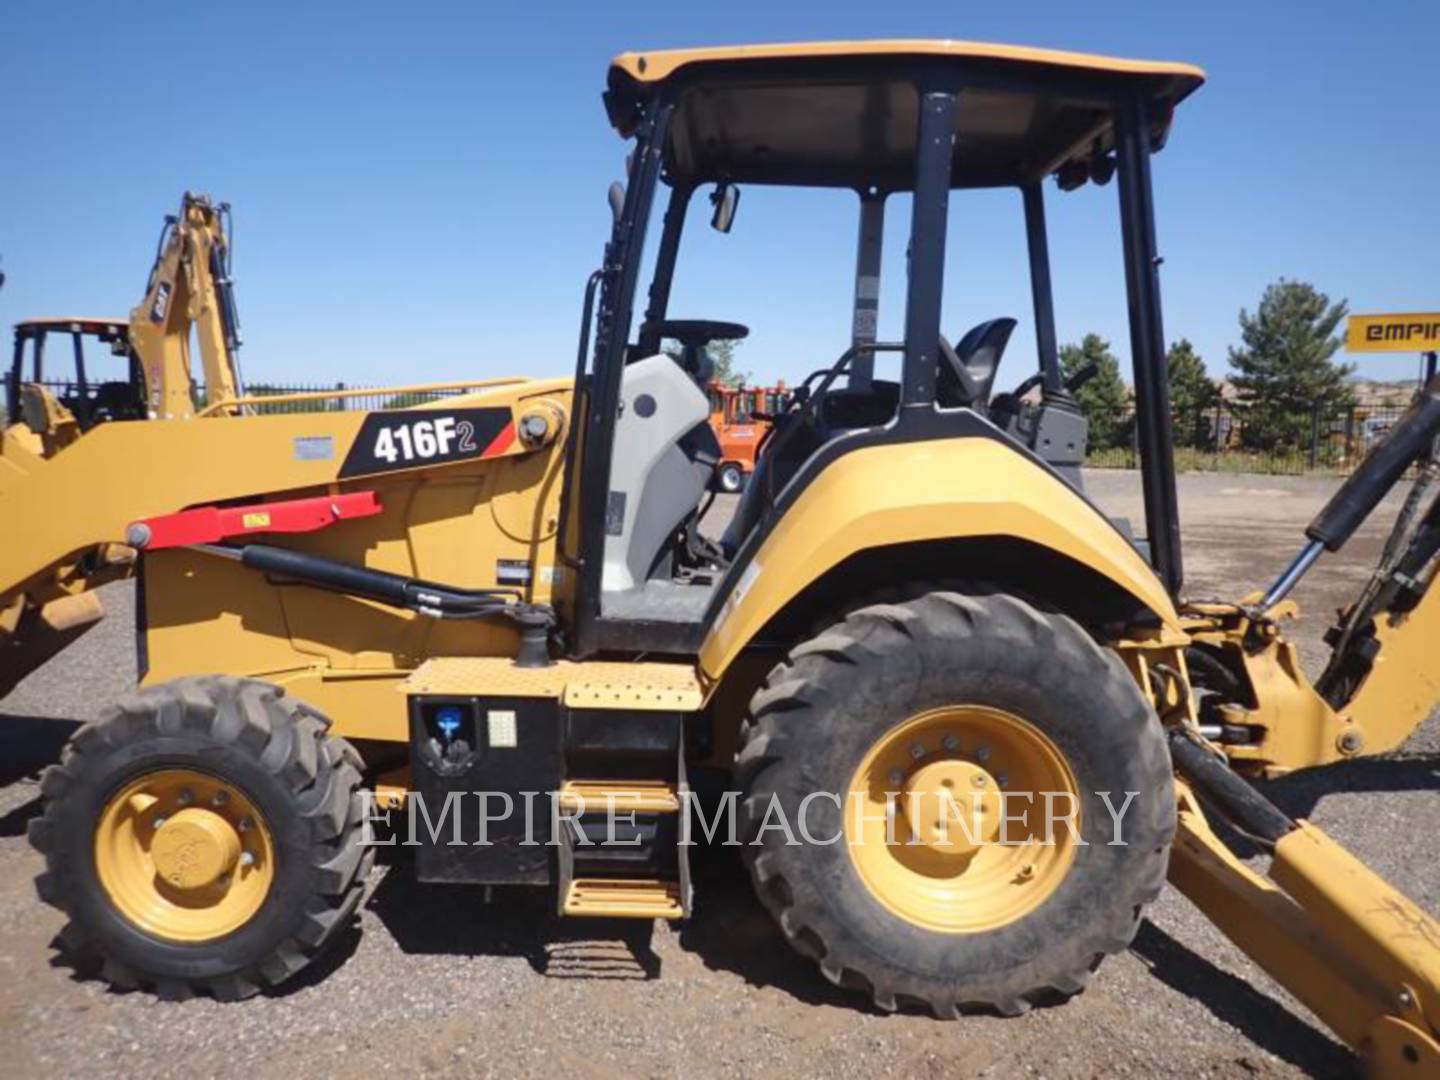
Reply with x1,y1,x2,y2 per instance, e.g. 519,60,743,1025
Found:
569,42,1202,653
6,318,144,438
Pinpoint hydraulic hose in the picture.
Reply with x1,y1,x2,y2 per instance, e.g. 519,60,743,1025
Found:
1168,727,1294,846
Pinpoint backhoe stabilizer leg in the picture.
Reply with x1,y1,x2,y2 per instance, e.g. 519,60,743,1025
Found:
1169,779,1440,1076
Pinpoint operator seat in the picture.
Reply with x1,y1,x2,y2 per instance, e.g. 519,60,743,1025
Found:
938,317,1017,411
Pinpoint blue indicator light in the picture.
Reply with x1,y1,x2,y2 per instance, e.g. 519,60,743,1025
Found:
435,706,464,743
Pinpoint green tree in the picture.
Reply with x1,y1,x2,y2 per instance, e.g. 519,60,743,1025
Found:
1060,334,1130,450
1166,338,1219,448
663,337,747,388
1227,280,1353,451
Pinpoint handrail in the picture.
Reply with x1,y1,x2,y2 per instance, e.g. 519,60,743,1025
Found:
196,377,531,417
555,269,606,571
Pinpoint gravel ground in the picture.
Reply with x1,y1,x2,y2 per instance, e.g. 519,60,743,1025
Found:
0,470,1435,1079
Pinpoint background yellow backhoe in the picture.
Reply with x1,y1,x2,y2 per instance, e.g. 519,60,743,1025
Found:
2,193,245,694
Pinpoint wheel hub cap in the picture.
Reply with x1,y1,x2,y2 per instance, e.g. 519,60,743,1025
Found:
150,808,242,890
902,759,1001,856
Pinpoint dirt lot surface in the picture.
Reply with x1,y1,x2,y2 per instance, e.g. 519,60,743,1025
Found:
1,470,1435,1079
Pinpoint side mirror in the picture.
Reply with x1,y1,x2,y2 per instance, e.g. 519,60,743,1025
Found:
709,183,740,233
608,182,626,224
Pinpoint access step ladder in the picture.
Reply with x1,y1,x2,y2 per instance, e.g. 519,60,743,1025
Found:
555,776,691,920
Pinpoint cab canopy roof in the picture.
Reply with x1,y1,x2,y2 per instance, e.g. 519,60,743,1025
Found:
605,40,1204,190
14,317,128,338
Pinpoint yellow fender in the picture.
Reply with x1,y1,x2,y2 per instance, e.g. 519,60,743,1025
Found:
699,437,1181,679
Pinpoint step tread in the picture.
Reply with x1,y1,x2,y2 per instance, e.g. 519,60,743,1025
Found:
563,878,684,919
558,780,680,813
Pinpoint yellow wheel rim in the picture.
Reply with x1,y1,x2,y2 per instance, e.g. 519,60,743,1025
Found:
844,705,1081,933
94,768,275,943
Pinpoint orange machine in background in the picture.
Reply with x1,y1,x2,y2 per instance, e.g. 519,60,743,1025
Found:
706,382,784,492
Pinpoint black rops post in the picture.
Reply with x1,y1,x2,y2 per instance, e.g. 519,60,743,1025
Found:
6,328,23,424
637,180,695,357
70,329,92,428
1115,92,1184,597
1022,182,1063,397
900,90,958,409
572,102,673,656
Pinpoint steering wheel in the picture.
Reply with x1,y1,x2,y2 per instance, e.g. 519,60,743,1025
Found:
649,319,750,348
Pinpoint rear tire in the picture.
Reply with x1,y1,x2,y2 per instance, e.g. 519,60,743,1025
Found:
735,590,1173,1016
717,462,745,493
28,676,372,1000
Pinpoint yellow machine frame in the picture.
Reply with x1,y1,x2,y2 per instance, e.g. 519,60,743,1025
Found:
4,41,1438,1073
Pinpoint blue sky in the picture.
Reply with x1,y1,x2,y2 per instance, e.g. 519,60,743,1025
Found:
3,1,1436,390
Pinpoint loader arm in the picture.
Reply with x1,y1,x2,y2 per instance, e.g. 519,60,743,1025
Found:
127,192,242,418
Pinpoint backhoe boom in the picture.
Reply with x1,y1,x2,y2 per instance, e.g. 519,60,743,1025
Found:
127,192,242,418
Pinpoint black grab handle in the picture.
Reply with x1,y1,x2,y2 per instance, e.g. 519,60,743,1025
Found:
1306,375,1440,552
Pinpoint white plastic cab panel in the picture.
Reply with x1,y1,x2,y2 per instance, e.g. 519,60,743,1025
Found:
601,353,712,594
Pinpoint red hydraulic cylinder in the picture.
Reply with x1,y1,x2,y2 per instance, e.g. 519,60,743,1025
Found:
125,491,382,550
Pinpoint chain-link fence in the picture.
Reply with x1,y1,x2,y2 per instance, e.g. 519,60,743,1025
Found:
1083,400,1413,476
237,382,484,414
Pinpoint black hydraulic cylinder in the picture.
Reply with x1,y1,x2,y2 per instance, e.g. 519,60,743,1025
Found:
237,543,512,610
1168,728,1294,845
231,543,553,666
1306,375,1440,552
240,544,413,605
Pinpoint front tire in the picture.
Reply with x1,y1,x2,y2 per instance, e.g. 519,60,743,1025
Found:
735,590,1173,1016
28,676,372,1000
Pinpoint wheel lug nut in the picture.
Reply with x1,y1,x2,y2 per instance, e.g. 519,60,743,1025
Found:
941,734,958,751
212,790,230,807
152,815,167,830
240,851,256,867
996,771,1009,787
1019,863,1036,881
238,817,253,832
910,743,926,760
888,769,904,787
975,745,991,763
177,789,194,806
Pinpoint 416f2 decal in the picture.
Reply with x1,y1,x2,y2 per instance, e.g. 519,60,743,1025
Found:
339,408,513,478
372,416,475,463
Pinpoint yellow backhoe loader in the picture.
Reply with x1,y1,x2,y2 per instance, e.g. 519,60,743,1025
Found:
5,41,1438,1076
